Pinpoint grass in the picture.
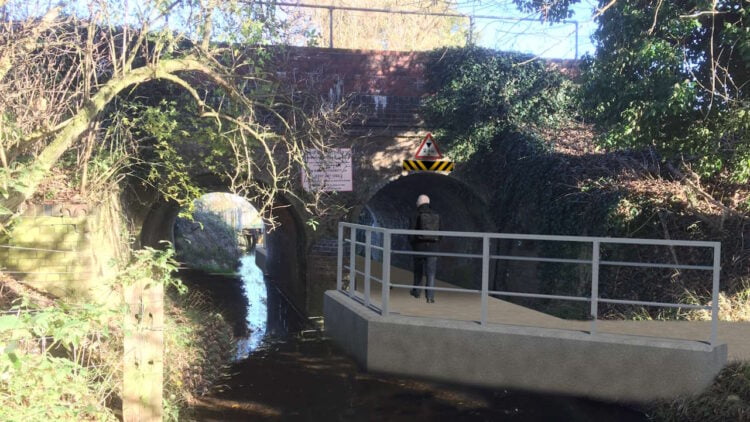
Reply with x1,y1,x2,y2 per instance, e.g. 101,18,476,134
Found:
646,362,750,421
163,288,236,421
0,245,238,422
646,284,750,421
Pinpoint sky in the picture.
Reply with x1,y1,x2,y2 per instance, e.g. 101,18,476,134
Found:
454,0,599,59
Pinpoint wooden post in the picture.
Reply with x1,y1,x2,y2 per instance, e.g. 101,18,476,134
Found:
123,277,164,422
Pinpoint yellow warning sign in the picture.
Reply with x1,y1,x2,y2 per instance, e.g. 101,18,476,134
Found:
402,160,454,172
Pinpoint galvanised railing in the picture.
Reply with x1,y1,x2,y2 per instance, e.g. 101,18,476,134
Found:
258,2,581,59
336,222,722,346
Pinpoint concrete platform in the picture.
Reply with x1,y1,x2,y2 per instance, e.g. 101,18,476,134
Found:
347,257,749,361
324,258,744,402
324,290,728,403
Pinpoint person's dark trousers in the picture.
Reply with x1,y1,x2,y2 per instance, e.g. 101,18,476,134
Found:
411,256,437,302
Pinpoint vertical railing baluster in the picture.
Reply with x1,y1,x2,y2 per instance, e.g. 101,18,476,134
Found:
364,230,372,307
481,236,490,325
336,223,344,291
590,240,600,335
349,227,356,298
328,7,334,48
710,243,721,346
381,230,391,316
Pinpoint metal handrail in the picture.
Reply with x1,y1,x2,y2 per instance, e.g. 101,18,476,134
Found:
259,2,580,58
337,222,722,346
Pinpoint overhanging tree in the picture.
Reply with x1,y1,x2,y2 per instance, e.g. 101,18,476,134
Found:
0,0,329,227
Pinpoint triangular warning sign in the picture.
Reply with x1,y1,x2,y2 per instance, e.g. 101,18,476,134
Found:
415,133,443,159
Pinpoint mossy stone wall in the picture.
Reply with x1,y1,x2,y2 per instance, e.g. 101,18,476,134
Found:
1,200,125,302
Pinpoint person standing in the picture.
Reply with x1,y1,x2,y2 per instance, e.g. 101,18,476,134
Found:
410,194,440,303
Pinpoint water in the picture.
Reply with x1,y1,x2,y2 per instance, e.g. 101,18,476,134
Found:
191,256,651,421
235,254,267,357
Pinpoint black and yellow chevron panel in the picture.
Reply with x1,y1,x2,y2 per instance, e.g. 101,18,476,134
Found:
402,160,454,172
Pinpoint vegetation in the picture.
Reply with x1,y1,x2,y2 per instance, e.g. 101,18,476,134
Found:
646,362,750,421
580,0,750,184
0,0,338,228
0,245,236,420
421,1,750,417
163,289,236,420
0,0,338,418
174,209,243,273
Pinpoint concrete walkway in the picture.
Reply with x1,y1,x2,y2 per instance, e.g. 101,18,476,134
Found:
348,257,750,362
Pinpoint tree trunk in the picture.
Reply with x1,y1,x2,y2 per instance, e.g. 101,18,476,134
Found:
1,56,227,222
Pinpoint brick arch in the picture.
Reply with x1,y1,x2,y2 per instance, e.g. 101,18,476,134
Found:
135,179,310,314
355,172,496,290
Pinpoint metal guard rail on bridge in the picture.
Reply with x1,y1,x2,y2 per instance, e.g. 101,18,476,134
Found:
336,222,721,347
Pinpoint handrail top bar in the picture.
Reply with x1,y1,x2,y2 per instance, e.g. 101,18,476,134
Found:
339,222,720,248
262,2,579,25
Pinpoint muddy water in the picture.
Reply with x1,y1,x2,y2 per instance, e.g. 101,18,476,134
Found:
190,255,650,422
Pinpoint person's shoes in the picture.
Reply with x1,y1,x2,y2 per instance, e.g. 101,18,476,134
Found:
410,289,420,299
426,298,435,303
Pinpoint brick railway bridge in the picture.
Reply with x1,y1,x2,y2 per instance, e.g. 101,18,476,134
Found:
3,46,740,402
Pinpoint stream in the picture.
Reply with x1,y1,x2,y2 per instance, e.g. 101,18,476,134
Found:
188,254,651,421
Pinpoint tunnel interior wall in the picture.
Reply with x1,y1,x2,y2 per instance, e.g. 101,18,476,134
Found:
263,202,307,315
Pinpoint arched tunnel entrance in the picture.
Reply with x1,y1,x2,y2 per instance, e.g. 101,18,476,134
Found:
138,190,308,322
358,173,495,290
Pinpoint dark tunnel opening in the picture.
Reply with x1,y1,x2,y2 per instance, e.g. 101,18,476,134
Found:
358,173,495,290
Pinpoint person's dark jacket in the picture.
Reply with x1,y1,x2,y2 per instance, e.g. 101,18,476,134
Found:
410,204,440,253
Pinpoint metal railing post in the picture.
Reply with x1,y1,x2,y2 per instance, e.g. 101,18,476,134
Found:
590,240,600,335
381,230,391,316
349,227,356,298
328,7,334,48
467,16,475,46
481,236,490,325
336,223,344,291
364,230,372,307
710,243,721,346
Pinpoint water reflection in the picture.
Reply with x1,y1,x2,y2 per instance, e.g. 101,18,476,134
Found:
236,253,267,358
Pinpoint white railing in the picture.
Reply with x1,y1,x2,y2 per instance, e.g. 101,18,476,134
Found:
336,222,722,346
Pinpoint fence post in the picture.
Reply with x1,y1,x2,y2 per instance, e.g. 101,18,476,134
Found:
481,236,490,325
381,230,391,316
710,243,721,346
349,227,356,298
328,7,334,48
123,278,163,422
468,16,475,45
364,230,372,307
590,240,600,335
336,223,344,291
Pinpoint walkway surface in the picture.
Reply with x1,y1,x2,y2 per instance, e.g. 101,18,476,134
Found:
349,257,750,361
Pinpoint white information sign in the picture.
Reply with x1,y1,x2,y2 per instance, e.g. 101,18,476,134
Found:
302,148,353,192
